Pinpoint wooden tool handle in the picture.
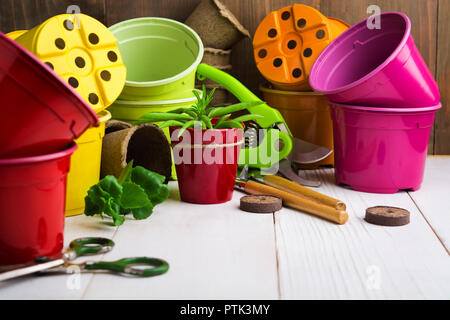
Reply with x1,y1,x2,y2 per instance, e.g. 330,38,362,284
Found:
245,181,348,225
263,175,346,210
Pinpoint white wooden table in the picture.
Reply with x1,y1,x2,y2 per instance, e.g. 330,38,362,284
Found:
1,158,449,300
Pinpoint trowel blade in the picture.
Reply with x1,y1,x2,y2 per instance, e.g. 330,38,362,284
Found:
278,159,321,188
288,138,333,164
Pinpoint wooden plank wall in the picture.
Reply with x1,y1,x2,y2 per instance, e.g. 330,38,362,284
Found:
0,0,447,154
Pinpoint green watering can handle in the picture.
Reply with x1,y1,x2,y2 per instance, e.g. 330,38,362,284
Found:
197,63,260,102
83,257,170,277
196,63,293,167
69,237,115,257
197,63,288,129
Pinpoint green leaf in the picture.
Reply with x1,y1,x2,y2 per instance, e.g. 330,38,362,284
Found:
84,195,100,216
205,87,217,107
208,101,263,118
159,120,185,129
231,114,264,123
98,176,123,198
85,179,119,217
85,186,105,214
192,90,203,113
193,89,202,103
131,166,169,206
185,110,198,119
135,113,193,125
113,216,125,226
131,204,154,220
177,120,196,138
213,113,231,129
166,107,192,114
202,84,207,100
120,182,151,209
104,199,125,226
215,119,244,130
118,160,134,185
84,165,168,226
163,107,197,119
201,115,213,129
84,178,124,225
200,85,212,113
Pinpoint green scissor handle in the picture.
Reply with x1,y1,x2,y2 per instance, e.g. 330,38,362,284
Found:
69,237,115,258
83,257,170,277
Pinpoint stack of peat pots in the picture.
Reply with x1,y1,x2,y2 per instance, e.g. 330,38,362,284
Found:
185,0,251,106
253,4,350,169
108,17,205,180
0,30,98,265
309,12,441,193
8,14,127,216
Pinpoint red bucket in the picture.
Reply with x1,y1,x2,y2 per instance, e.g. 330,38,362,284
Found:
0,32,98,158
0,143,77,266
170,125,243,204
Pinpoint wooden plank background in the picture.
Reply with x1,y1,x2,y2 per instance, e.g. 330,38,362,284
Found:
0,0,447,154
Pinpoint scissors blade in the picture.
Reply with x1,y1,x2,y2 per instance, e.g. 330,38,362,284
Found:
0,258,64,282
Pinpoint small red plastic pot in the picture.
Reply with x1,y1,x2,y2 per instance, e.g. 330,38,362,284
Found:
169,124,243,204
0,143,77,266
0,32,98,158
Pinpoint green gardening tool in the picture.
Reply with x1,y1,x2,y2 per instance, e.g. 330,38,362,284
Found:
0,237,169,281
196,63,332,170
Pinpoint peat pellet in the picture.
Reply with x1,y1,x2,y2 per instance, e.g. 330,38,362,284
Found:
365,206,410,226
240,194,282,214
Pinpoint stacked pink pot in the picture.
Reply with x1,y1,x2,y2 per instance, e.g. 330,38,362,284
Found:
309,12,440,193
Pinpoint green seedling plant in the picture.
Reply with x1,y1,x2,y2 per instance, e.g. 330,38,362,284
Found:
136,85,264,137
84,161,169,226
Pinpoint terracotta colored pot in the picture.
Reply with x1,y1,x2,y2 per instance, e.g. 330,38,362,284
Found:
261,85,334,169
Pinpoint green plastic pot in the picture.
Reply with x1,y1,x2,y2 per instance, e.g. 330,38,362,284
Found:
108,92,201,180
109,17,204,101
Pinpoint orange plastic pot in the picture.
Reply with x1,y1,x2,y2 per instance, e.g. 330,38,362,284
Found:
260,84,334,169
253,4,349,91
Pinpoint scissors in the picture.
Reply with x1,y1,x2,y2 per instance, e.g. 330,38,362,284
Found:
0,237,169,282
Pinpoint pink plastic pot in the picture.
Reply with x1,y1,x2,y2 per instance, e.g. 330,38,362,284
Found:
0,32,98,158
309,12,440,108
330,103,441,193
0,143,77,266
169,125,243,204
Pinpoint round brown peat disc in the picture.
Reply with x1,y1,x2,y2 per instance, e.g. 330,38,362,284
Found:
365,206,410,226
240,194,283,214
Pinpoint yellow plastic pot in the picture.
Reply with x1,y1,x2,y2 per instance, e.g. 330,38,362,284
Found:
6,30,27,40
13,13,126,113
65,110,111,217
108,93,200,180
253,4,349,91
260,84,334,169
